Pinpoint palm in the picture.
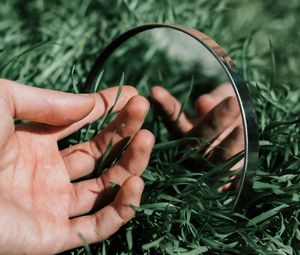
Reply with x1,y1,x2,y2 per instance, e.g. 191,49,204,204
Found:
0,130,72,253
0,79,154,254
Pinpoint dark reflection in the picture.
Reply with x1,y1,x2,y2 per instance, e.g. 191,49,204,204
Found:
90,28,245,208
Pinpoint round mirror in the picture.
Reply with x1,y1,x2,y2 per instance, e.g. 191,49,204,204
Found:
85,24,258,210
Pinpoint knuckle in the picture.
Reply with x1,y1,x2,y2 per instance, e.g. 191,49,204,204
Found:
206,116,220,133
91,214,103,241
95,175,105,190
111,203,126,225
90,139,104,158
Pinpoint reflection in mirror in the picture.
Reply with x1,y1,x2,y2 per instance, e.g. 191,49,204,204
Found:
89,28,245,210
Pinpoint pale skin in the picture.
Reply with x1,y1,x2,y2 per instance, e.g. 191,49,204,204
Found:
0,79,155,255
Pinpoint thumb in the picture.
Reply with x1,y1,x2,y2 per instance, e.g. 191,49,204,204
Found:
0,79,95,126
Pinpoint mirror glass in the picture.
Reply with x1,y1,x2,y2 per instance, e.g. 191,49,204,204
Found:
89,28,245,209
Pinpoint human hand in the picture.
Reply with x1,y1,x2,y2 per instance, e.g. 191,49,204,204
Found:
0,79,154,255
151,83,244,190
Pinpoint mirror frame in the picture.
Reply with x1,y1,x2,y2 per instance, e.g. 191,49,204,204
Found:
85,24,259,209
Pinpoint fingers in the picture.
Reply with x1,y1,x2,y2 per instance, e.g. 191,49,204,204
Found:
195,82,235,119
92,95,149,157
62,96,150,180
68,129,154,217
0,78,95,125
211,126,245,193
204,117,242,155
209,126,245,164
53,86,138,140
151,86,193,135
210,83,235,99
188,96,240,143
62,141,98,181
66,176,144,249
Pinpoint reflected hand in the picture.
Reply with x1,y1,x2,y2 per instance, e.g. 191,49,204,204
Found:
151,83,244,189
0,79,154,254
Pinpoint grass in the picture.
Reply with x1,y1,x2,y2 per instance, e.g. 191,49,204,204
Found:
1,0,300,254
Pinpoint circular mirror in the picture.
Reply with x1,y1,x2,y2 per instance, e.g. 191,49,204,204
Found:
85,24,258,210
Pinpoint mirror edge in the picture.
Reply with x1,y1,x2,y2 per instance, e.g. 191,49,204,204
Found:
84,23,259,210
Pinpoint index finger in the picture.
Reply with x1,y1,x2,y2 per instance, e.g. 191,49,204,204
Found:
53,86,138,140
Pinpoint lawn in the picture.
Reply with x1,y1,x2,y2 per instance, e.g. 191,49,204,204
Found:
0,0,299,254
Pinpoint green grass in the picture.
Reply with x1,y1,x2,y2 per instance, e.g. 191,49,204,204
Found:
1,0,300,254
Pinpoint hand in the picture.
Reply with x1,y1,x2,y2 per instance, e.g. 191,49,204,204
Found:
151,83,244,190
0,79,154,255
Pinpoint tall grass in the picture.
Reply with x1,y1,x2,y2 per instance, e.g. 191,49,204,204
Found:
0,0,299,254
